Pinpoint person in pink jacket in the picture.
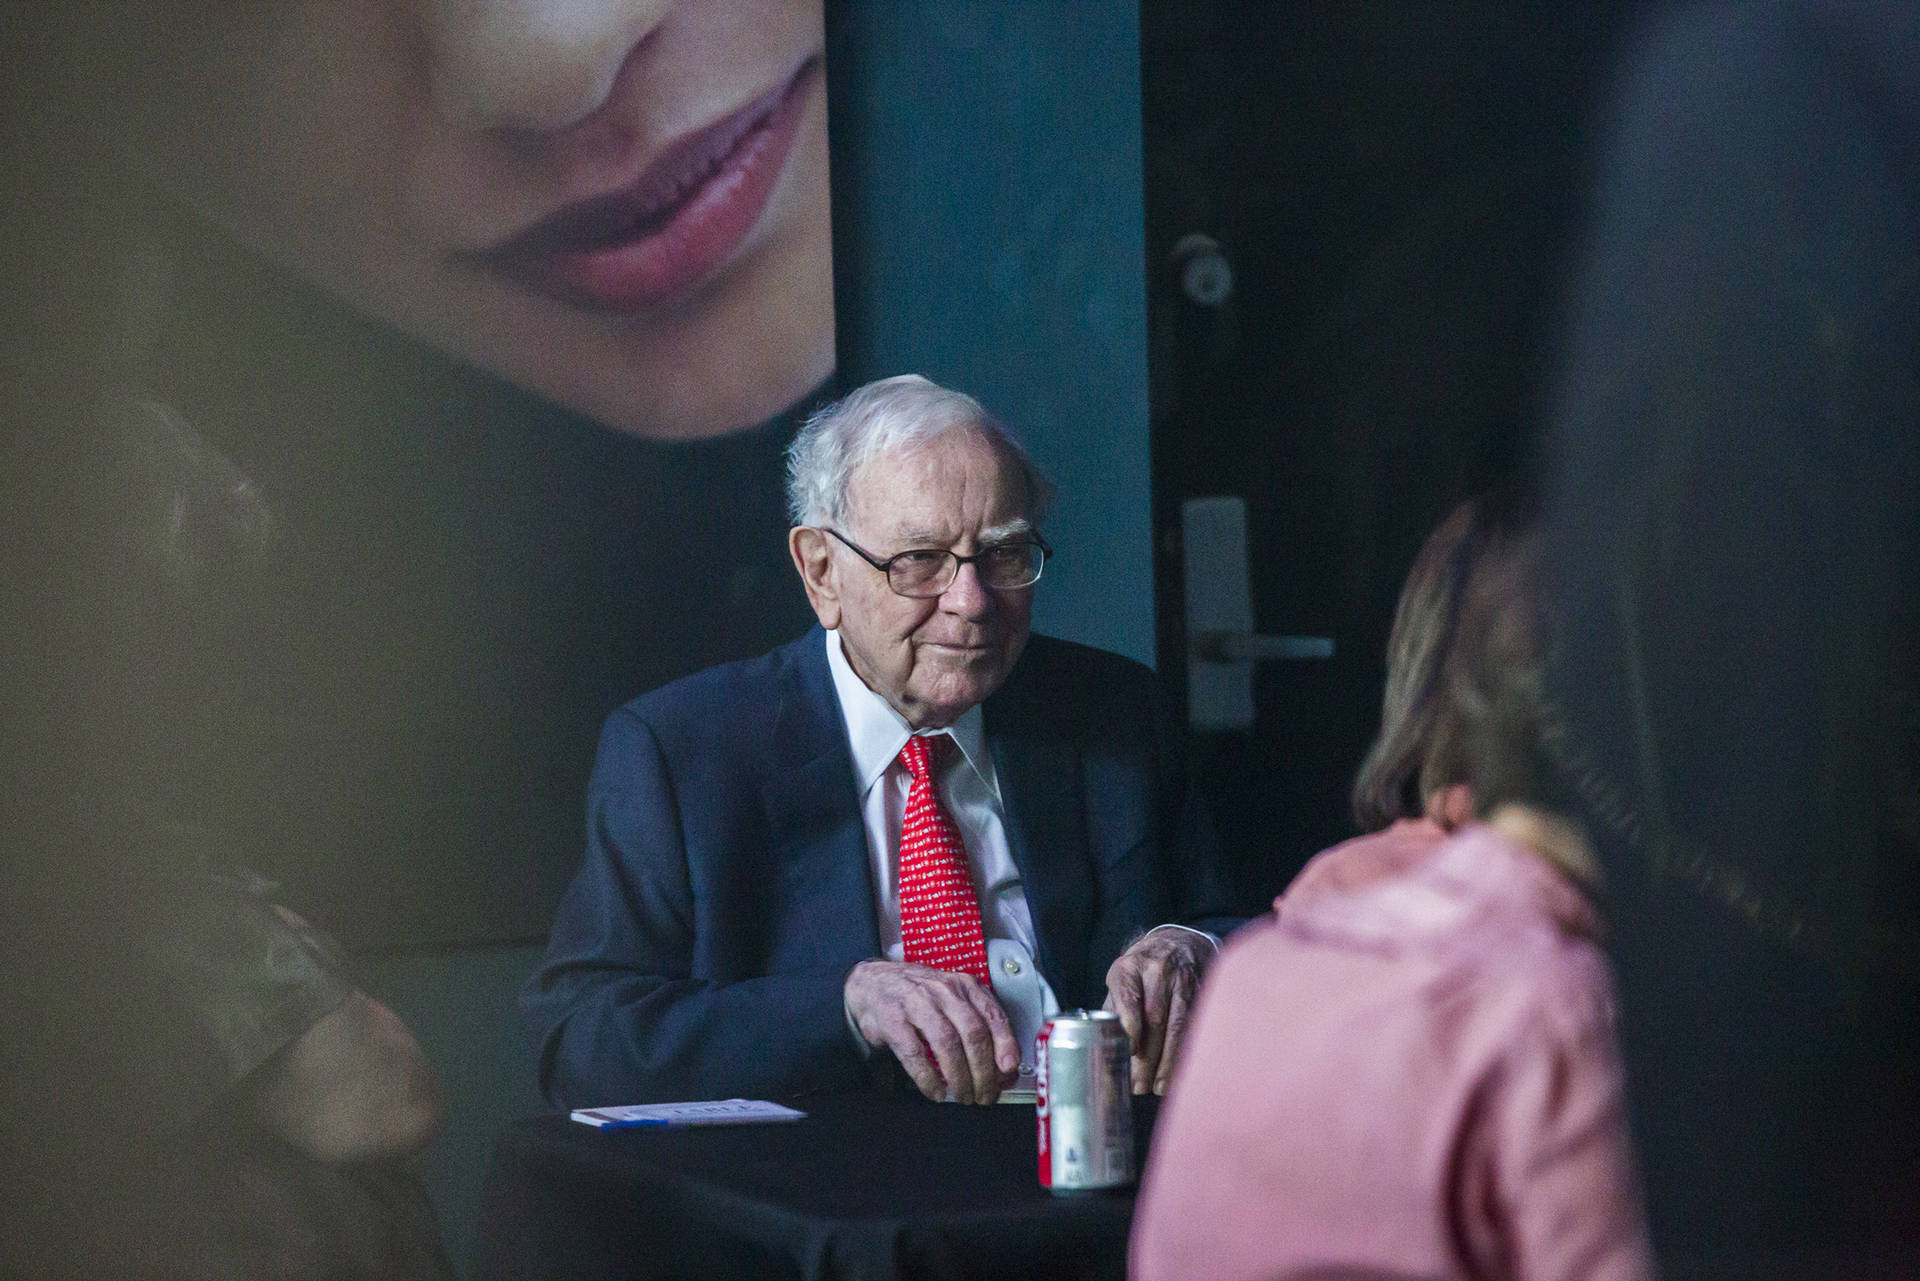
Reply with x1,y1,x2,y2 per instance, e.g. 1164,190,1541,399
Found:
1131,498,1653,1281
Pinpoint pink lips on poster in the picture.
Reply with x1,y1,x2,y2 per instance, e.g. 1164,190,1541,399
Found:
475,59,819,313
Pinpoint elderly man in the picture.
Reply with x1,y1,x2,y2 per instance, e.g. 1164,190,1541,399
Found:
524,375,1236,1106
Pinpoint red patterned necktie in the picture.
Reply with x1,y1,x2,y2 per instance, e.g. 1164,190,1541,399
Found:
896,734,992,986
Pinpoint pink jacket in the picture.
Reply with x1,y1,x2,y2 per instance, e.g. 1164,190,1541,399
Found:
1131,823,1654,1281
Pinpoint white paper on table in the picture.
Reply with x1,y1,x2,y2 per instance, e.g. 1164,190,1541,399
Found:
570,1099,807,1129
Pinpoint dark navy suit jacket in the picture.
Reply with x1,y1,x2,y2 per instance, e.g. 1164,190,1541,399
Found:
523,627,1234,1107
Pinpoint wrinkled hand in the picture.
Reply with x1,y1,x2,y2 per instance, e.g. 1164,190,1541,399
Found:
1103,929,1214,1095
844,960,1021,1104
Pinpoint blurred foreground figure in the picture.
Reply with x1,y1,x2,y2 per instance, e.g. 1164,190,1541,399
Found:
0,407,453,1280
1132,501,1654,1281
1538,0,1920,1268
2,875,452,1281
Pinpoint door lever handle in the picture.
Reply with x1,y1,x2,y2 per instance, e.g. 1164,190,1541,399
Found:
1182,496,1331,731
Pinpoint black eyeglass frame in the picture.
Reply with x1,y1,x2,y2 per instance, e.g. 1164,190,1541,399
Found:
822,527,1053,598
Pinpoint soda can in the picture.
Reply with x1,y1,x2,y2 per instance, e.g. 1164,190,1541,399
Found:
1034,1008,1134,1194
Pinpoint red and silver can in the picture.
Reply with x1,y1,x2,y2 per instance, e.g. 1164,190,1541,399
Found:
1034,1009,1134,1194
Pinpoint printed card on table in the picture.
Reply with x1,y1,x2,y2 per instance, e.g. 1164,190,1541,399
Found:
570,1099,807,1129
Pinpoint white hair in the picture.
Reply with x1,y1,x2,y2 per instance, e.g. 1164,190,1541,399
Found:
785,374,1053,529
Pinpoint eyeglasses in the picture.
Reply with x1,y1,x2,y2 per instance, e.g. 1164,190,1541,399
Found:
824,528,1053,598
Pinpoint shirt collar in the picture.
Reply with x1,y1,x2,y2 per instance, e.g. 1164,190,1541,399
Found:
824,628,996,800
1427,824,1604,941
1281,822,1602,949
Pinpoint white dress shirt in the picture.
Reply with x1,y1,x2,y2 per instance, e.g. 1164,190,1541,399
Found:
826,628,1058,1080
826,629,1218,1089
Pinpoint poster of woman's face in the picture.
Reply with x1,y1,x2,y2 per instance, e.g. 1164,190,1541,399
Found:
5,0,838,949
131,0,835,442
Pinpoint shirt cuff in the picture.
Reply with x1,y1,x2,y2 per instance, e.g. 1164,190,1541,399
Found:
844,990,876,1059
1144,922,1222,954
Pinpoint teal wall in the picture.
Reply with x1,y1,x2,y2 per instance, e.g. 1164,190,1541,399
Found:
829,1,1156,666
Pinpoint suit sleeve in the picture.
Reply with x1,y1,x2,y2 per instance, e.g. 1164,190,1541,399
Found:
1151,667,1242,939
1080,660,1243,980
520,708,865,1108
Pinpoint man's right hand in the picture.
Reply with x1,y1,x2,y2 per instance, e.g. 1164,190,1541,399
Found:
844,960,1021,1104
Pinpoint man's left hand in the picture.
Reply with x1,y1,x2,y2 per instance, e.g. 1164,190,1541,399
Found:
1103,928,1214,1095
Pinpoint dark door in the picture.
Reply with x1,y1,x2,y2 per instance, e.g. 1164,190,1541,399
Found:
1142,0,1650,910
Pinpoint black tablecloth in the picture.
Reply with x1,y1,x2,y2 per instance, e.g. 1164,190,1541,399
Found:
474,1092,1159,1281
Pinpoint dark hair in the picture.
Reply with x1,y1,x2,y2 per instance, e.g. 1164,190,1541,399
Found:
1350,493,1535,831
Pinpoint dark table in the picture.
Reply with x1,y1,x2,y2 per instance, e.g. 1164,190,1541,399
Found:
474,1092,1159,1281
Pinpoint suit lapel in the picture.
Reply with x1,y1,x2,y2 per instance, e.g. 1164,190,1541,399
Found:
987,690,1093,1007
764,630,883,967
